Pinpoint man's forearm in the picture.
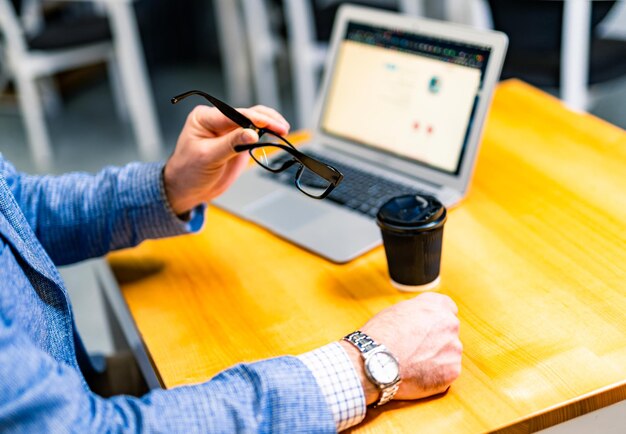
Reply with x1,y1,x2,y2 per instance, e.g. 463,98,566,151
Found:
1,320,336,433
11,162,204,265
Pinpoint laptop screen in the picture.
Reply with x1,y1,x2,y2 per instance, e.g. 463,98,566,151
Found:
320,22,492,175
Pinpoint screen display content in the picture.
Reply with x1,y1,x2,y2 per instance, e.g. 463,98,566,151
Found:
321,23,491,174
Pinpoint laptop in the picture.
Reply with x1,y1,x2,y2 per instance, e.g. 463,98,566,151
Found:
214,4,508,263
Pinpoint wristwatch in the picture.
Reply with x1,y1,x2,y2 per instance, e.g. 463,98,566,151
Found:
343,331,401,407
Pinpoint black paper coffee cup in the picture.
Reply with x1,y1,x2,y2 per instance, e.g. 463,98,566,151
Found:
376,194,447,291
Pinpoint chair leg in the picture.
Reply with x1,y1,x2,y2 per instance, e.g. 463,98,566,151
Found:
38,75,62,116
399,0,425,16
15,74,53,171
107,56,130,122
214,0,254,107
106,2,163,161
561,0,591,112
284,0,319,129
0,47,10,96
241,0,281,110
293,54,318,129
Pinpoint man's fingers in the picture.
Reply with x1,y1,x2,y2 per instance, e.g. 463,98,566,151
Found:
441,295,459,315
191,105,290,137
204,127,259,163
191,105,229,132
414,292,459,315
238,106,290,135
248,105,290,131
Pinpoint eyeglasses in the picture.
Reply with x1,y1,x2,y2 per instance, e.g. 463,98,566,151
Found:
171,90,343,199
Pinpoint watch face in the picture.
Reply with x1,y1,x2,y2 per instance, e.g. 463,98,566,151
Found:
366,351,399,386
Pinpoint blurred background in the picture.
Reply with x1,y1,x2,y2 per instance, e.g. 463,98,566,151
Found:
1,0,626,355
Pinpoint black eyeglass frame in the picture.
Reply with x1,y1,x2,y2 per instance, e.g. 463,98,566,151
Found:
170,90,344,199
234,142,343,199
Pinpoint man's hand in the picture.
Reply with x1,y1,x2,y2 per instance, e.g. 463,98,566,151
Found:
163,104,290,215
340,292,462,405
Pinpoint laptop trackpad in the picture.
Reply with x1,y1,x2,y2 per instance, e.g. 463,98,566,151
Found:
246,193,326,232
243,191,381,263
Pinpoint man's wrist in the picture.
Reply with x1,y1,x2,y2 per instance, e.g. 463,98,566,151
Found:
161,164,195,217
338,340,379,406
162,161,198,216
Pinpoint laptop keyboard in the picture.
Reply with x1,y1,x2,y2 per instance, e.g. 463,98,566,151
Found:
261,151,428,218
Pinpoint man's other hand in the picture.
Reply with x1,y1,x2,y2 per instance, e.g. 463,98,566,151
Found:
340,292,462,405
164,105,290,215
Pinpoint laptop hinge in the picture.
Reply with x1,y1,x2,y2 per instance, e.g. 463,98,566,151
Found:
320,145,442,191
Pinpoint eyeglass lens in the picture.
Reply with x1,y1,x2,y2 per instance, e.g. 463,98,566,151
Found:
250,132,333,198
295,165,334,198
250,133,286,170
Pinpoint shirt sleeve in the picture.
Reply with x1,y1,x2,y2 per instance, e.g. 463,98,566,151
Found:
0,314,336,433
0,158,205,266
298,342,367,431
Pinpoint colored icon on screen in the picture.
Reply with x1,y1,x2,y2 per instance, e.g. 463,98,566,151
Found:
428,76,441,94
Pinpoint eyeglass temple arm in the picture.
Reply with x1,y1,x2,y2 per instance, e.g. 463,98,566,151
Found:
235,144,344,185
171,90,260,132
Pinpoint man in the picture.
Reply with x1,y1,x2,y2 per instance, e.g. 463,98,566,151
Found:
0,103,462,432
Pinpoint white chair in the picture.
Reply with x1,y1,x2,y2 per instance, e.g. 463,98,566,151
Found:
283,0,327,128
239,0,282,111
561,0,591,112
0,0,162,171
213,0,254,107
444,0,492,29
213,0,283,111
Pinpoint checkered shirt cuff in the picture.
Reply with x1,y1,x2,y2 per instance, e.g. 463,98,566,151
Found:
298,342,366,431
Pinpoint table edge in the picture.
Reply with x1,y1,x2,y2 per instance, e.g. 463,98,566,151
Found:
491,380,626,433
95,260,164,390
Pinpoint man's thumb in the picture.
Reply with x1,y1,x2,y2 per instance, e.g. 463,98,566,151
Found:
211,128,259,161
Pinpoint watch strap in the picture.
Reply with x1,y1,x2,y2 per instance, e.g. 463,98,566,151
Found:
344,330,378,354
375,382,400,407
343,331,401,407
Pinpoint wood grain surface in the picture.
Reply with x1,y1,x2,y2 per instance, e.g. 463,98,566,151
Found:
108,80,626,433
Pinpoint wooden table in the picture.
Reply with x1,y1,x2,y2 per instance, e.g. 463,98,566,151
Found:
102,80,626,433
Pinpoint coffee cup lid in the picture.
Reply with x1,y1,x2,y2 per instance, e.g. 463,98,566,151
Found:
376,194,446,233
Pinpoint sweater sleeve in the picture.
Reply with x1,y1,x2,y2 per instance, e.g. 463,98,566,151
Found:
0,313,336,433
0,157,205,266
